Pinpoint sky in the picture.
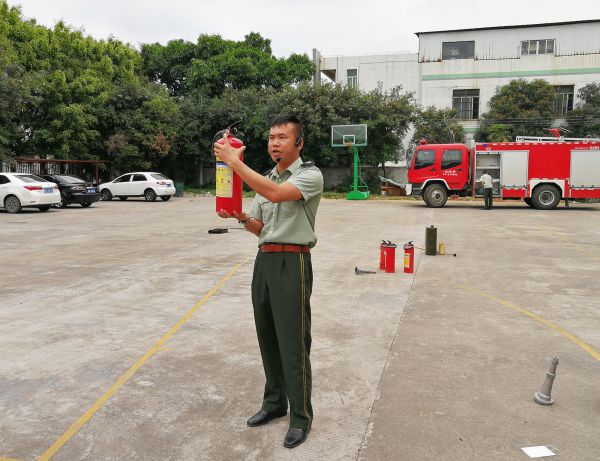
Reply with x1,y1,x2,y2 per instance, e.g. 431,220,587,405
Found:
8,0,600,58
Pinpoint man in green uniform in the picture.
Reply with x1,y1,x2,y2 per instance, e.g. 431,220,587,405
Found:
214,115,323,449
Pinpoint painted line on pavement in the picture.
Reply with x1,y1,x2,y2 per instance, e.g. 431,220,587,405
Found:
539,225,600,261
460,284,600,363
37,258,249,461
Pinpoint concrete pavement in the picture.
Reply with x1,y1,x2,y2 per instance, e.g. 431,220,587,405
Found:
1,197,598,460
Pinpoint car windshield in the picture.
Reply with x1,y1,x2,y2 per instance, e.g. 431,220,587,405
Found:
16,174,47,183
151,174,169,180
57,175,85,184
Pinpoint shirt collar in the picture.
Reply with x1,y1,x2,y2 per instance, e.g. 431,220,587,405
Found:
271,157,303,179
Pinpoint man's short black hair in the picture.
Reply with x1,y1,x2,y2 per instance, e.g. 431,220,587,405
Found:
271,114,304,141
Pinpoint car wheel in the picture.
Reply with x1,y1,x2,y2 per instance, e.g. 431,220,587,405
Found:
119,196,128,201
59,193,68,208
531,184,561,210
144,188,157,202
81,202,92,208
101,189,113,201
160,195,171,201
38,205,51,212
423,184,448,208
4,195,22,214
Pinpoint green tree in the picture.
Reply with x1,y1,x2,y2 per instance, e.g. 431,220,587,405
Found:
410,106,465,149
476,78,557,141
141,32,314,98
565,82,600,137
1,1,179,173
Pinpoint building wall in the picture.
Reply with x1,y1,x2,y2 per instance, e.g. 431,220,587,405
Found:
320,53,420,96
418,22,600,61
419,22,600,121
318,21,600,140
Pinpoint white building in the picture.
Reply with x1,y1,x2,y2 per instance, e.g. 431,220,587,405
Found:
316,20,600,138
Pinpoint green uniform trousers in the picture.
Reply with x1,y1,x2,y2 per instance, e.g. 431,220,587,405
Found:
251,250,313,431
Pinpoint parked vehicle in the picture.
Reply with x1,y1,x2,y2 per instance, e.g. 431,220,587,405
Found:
406,135,600,209
99,172,175,202
40,174,100,208
0,173,60,213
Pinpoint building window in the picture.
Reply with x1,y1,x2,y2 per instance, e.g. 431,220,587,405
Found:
442,41,475,60
453,89,480,119
347,69,358,89
554,85,574,115
521,39,555,55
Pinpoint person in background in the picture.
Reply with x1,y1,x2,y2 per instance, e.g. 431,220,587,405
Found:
480,170,494,210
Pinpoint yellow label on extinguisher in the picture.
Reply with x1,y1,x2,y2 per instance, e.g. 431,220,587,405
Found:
216,162,233,198
404,253,410,268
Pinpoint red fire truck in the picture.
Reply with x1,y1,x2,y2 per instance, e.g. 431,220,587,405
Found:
406,135,600,209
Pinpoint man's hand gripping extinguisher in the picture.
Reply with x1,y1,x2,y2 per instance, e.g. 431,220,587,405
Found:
213,121,244,214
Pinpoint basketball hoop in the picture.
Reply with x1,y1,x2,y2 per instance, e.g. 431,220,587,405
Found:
330,124,370,200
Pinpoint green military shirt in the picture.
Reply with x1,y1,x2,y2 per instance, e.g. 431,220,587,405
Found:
248,157,323,248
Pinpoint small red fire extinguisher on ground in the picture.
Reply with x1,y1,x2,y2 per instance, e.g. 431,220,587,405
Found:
380,240,390,270
384,242,397,273
214,129,244,214
404,241,414,273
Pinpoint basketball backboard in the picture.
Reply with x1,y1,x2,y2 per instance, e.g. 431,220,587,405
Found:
331,124,367,147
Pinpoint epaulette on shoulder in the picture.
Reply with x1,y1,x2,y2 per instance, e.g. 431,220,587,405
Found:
301,160,316,168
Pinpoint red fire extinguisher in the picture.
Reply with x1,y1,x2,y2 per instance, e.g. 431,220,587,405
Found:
380,240,389,270
384,242,397,273
215,133,244,214
404,241,414,273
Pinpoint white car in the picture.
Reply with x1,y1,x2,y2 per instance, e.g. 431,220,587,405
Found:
0,173,60,213
99,172,176,202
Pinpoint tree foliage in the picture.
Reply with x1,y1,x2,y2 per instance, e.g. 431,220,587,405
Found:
0,1,177,170
410,107,465,147
171,83,415,183
1,1,417,186
565,83,600,137
476,79,557,141
140,33,314,97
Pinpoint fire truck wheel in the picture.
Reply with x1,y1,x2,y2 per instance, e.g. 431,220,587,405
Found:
531,184,561,210
423,184,448,208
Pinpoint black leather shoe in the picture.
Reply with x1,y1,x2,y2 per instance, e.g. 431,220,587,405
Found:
246,409,286,427
283,427,307,448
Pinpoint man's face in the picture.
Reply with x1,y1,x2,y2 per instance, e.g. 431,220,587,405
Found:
268,123,300,163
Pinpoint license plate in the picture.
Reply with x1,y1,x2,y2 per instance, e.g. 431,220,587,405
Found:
87,188,96,193
44,188,53,193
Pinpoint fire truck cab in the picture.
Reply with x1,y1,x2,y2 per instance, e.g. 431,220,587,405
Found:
406,137,600,210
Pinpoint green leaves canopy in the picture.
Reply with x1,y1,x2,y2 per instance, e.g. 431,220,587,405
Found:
476,78,557,141
1,1,418,185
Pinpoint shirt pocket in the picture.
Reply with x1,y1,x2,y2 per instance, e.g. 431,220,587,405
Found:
258,197,274,221
280,200,299,218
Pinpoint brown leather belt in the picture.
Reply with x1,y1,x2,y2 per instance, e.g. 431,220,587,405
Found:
260,243,311,253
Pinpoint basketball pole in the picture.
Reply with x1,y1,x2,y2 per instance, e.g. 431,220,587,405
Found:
346,143,370,200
